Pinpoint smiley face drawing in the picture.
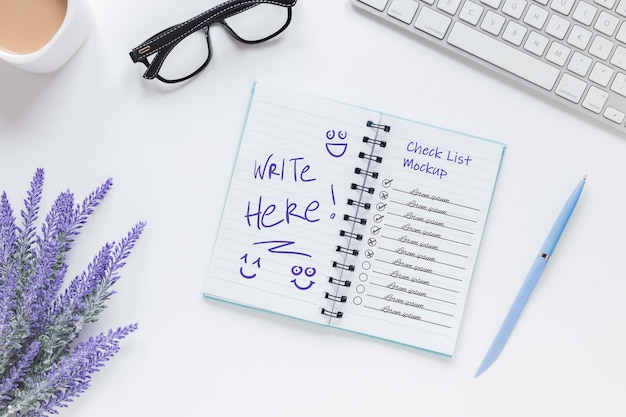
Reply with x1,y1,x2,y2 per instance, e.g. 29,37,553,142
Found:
239,253,261,279
325,130,348,158
290,265,316,290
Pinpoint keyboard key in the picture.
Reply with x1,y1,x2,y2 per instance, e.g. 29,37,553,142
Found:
610,72,626,96
524,31,550,55
545,15,570,39
568,51,593,76
447,22,560,90
358,0,389,11
388,0,419,23
502,0,528,18
459,1,485,24
437,0,463,15
610,46,626,70
594,11,620,36
582,86,609,113
617,0,626,16
594,0,616,8
481,11,506,35
551,0,576,15
617,22,626,43
567,25,592,49
524,4,549,29
555,73,587,103
503,21,528,45
589,62,615,87
480,0,503,8
589,35,614,60
589,62,614,86
546,41,571,66
415,7,452,39
604,106,625,123
572,1,598,25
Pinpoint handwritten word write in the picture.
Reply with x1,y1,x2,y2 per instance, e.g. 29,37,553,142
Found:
253,154,316,182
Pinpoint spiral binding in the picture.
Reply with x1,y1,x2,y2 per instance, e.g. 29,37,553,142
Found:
321,308,343,318
363,136,387,148
321,119,389,320
367,120,391,132
328,276,352,287
359,152,383,163
354,167,379,179
324,292,347,302
336,245,359,256
339,230,363,241
351,183,375,195
347,198,371,209
343,214,367,225
332,261,355,271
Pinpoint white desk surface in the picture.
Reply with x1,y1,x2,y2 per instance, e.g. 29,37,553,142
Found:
1,0,625,416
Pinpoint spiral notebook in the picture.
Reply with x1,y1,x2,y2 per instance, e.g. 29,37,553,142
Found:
203,83,505,356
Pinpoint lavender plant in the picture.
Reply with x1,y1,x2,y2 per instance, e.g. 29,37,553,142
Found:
0,169,145,417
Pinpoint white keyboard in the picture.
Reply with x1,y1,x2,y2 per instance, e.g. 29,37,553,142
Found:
352,0,626,134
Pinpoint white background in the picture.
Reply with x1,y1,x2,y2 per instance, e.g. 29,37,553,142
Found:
0,0,624,416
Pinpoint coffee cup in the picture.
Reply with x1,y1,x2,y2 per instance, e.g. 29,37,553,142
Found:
0,0,92,73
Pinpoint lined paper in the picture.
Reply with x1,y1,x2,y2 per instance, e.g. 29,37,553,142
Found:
204,83,505,355
204,83,380,324
337,115,505,355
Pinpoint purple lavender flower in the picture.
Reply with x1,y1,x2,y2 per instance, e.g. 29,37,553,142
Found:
13,325,137,417
36,222,146,371
0,340,40,401
0,192,17,269
0,170,144,417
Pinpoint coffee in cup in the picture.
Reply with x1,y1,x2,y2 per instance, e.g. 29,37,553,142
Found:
0,0,91,73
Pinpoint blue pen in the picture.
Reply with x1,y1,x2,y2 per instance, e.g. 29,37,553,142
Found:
475,176,586,378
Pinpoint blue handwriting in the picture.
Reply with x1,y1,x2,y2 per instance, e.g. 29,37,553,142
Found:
325,130,348,158
253,154,316,182
239,253,262,279
291,265,316,290
253,240,312,257
245,195,320,230
406,142,473,165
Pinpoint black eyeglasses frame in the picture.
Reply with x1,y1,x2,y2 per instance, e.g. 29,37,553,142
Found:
129,0,296,84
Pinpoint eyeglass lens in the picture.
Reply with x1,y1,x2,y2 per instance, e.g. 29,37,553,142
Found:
155,3,291,83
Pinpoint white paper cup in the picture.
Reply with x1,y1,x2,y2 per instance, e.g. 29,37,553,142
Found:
0,0,92,73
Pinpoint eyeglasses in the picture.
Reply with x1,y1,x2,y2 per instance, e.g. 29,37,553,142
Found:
129,0,297,84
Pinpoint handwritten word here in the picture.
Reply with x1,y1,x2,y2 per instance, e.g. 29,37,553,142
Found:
245,196,320,230
246,153,320,230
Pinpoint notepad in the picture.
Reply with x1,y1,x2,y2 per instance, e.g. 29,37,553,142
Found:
203,83,505,356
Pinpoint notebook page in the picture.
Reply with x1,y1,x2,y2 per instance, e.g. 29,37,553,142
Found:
336,115,505,355
203,83,381,325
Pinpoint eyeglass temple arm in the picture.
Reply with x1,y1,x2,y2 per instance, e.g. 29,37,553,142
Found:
128,2,250,79
129,0,297,79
